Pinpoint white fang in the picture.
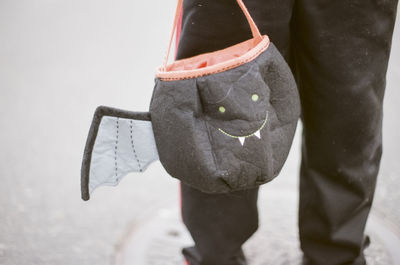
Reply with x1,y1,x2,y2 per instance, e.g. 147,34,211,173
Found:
254,130,261,139
238,137,245,145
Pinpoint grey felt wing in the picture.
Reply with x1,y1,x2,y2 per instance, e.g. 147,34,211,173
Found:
81,106,159,201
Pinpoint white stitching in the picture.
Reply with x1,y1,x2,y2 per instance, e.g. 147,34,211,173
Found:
130,120,142,172
218,111,268,138
114,118,119,180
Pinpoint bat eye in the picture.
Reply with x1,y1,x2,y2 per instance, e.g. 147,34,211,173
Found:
251,94,259,102
219,106,226,113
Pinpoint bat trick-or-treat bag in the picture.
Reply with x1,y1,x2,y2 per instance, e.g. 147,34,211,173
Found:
81,0,301,200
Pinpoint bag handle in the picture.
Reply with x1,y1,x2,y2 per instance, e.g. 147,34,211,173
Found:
161,0,263,70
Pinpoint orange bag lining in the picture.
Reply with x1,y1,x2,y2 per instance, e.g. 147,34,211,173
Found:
165,38,261,71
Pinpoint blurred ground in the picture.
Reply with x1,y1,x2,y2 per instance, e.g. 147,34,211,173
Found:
0,1,399,265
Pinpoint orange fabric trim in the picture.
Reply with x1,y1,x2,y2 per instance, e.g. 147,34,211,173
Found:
235,0,262,43
155,35,270,81
174,4,182,59
161,0,263,71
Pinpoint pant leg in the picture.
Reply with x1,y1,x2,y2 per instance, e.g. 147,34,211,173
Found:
290,1,399,264
181,182,259,265
176,0,295,61
176,1,295,264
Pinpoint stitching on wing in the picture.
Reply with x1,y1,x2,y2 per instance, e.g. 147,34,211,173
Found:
114,118,119,181
130,120,143,172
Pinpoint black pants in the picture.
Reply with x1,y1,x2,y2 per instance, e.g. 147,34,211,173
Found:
175,0,398,264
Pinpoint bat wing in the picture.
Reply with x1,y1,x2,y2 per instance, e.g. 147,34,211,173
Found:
81,106,159,201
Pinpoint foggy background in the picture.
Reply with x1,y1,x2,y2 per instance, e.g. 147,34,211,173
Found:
0,0,399,264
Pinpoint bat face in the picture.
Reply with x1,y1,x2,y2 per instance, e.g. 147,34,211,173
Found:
150,42,300,193
197,65,269,146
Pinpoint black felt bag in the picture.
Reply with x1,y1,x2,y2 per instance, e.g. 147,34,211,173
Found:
80,0,301,200
149,0,301,193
